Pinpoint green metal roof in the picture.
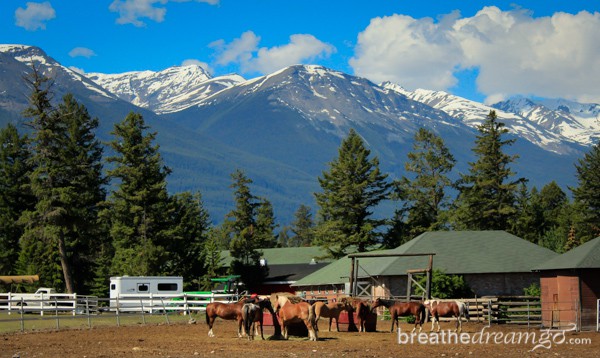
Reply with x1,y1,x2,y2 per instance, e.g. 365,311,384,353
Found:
535,236,600,270
220,246,334,267
293,231,558,287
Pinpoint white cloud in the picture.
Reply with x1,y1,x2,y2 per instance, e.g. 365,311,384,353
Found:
210,31,261,66
69,47,96,58
109,0,219,27
212,32,336,74
248,34,336,74
181,59,213,74
15,1,56,31
350,7,600,103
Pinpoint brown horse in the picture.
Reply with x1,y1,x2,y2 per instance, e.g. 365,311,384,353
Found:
274,295,318,341
340,297,370,332
205,300,245,338
423,299,470,333
312,300,352,332
371,298,426,333
241,298,274,340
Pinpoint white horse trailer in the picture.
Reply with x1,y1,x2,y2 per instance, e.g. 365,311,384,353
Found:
109,276,183,312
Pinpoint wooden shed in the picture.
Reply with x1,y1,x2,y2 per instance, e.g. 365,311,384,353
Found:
535,236,600,331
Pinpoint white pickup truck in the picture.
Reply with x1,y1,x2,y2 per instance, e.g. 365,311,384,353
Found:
0,287,76,311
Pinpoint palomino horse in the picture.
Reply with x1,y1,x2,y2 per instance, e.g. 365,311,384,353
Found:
241,298,274,340
205,299,245,338
312,300,352,332
274,295,318,341
423,299,470,333
371,298,426,333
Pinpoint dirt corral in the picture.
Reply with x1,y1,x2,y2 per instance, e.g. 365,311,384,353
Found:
2,318,598,358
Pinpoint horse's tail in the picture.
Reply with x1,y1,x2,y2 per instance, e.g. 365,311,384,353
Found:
419,303,426,325
242,304,252,336
308,302,316,328
462,301,470,320
205,304,211,325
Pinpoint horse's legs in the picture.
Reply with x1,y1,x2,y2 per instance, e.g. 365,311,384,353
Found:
329,317,333,332
237,317,244,338
207,316,215,337
390,313,396,332
282,322,289,339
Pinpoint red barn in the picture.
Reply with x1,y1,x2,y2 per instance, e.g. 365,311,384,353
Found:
535,236,600,331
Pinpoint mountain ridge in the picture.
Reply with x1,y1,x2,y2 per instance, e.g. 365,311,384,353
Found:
0,44,595,224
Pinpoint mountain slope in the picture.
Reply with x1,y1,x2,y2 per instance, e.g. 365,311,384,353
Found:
0,45,591,225
492,97,600,146
87,66,244,114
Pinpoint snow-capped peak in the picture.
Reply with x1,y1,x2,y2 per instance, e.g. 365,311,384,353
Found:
87,65,244,114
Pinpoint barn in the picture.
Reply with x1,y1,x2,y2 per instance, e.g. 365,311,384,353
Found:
534,236,600,331
220,247,333,294
293,231,558,299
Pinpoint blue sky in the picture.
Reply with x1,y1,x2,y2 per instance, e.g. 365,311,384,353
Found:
2,1,600,104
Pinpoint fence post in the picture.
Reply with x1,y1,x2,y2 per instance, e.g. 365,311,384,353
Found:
160,298,170,325
86,297,91,328
487,300,492,327
19,297,24,332
116,297,121,327
54,297,60,330
140,298,146,325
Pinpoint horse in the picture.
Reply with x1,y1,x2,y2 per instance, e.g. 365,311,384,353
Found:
274,295,318,341
241,298,274,340
371,298,426,333
340,297,370,332
205,300,245,338
312,300,352,332
423,299,470,333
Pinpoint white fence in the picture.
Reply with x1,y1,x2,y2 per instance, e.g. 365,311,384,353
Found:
0,292,240,316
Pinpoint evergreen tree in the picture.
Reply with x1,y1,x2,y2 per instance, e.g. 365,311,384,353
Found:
223,169,265,290
277,226,291,247
571,141,600,243
395,128,455,239
452,111,525,230
290,204,315,247
166,191,211,290
314,129,391,257
255,198,277,248
200,229,223,291
102,112,172,276
19,68,105,293
0,124,34,275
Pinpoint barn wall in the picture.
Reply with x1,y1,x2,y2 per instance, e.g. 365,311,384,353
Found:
540,270,580,329
540,273,558,327
579,268,600,330
463,273,539,296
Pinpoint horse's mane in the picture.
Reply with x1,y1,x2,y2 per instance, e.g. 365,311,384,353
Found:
376,298,398,308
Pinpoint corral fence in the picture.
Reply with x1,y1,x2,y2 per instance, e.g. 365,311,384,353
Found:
0,292,240,332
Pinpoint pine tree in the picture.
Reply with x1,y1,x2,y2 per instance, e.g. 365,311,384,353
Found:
255,198,277,248
223,169,265,290
165,191,211,290
102,112,172,276
452,111,525,230
0,124,34,275
314,129,391,257
19,68,105,293
200,229,223,291
290,204,315,247
395,128,455,239
571,141,600,243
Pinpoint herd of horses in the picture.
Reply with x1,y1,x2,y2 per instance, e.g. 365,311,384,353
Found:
205,294,470,341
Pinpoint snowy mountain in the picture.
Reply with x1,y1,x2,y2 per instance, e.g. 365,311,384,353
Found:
87,66,244,114
382,83,586,155
492,97,600,147
0,44,594,224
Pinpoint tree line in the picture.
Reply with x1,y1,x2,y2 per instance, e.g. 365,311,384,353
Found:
1,67,599,294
